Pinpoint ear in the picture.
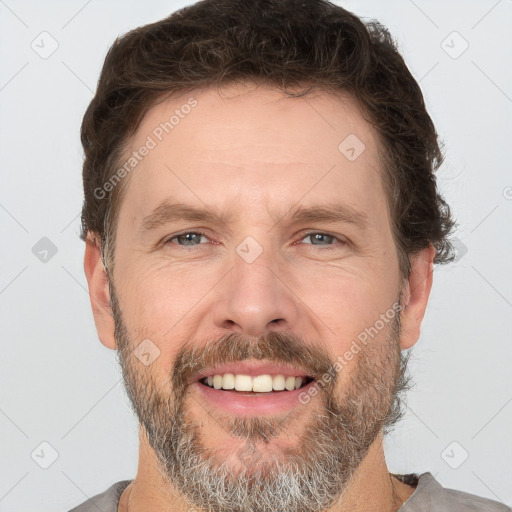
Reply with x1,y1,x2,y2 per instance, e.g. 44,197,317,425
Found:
83,233,117,350
399,245,435,349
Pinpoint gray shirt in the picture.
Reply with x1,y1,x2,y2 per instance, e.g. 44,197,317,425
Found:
68,472,511,511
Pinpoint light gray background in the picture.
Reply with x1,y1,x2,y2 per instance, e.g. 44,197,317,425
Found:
1,1,511,510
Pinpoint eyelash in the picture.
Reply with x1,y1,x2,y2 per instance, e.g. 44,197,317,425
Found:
163,230,345,250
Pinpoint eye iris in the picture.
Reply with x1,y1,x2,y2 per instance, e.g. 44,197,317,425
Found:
311,233,332,245
178,233,201,245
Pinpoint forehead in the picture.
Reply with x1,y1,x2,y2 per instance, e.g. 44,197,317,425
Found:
117,82,387,224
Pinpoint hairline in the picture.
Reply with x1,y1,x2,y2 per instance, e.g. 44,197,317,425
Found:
99,80,412,279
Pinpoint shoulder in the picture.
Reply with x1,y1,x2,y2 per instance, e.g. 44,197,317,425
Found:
67,480,132,512
401,472,511,512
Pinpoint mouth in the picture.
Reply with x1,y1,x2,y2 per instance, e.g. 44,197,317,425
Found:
191,361,317,415
199,374,315,392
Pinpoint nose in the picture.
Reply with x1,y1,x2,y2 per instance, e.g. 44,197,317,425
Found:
212,246,299,338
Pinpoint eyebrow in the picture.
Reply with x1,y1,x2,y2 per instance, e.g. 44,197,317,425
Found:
287,203,369,230
139,201,233,232
138,199,370,233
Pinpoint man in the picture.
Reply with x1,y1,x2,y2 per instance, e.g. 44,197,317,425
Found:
71,0,509,511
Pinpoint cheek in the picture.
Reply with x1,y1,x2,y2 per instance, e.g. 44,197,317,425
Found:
297,263,400,373
300,260,399,324
114,260,216,353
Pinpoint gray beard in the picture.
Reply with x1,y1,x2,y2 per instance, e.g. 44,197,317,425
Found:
112,285,410,512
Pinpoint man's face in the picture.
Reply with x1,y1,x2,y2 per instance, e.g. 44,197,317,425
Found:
108,82,408,512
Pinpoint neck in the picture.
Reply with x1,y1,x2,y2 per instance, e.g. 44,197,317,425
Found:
119,429,416,512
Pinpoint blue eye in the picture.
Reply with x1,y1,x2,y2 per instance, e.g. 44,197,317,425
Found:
165,231,209,246
299,231,343,249
301,232,335,246
163,230,344,250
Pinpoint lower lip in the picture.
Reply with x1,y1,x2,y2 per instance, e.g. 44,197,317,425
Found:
193,380,316,416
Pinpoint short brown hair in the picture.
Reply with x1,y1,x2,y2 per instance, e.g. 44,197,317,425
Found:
80,0,455,277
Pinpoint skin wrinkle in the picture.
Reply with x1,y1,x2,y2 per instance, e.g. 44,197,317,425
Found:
112,274,410,512
85,84,433,512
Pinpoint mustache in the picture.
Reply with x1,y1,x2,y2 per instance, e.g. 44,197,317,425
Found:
171,331,337,395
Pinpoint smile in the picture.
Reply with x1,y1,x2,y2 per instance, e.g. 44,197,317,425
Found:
200,373,314,392
192,361,318,415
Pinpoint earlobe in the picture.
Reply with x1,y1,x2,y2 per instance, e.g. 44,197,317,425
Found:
399,245,435,350
83,233,117,350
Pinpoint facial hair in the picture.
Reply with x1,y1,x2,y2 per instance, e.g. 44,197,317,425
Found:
110,282,410,512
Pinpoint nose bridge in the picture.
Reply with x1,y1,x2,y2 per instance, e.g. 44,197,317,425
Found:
213,234,297,337
235,235,278,301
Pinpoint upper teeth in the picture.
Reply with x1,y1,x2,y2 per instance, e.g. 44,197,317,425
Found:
203,374,306,392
